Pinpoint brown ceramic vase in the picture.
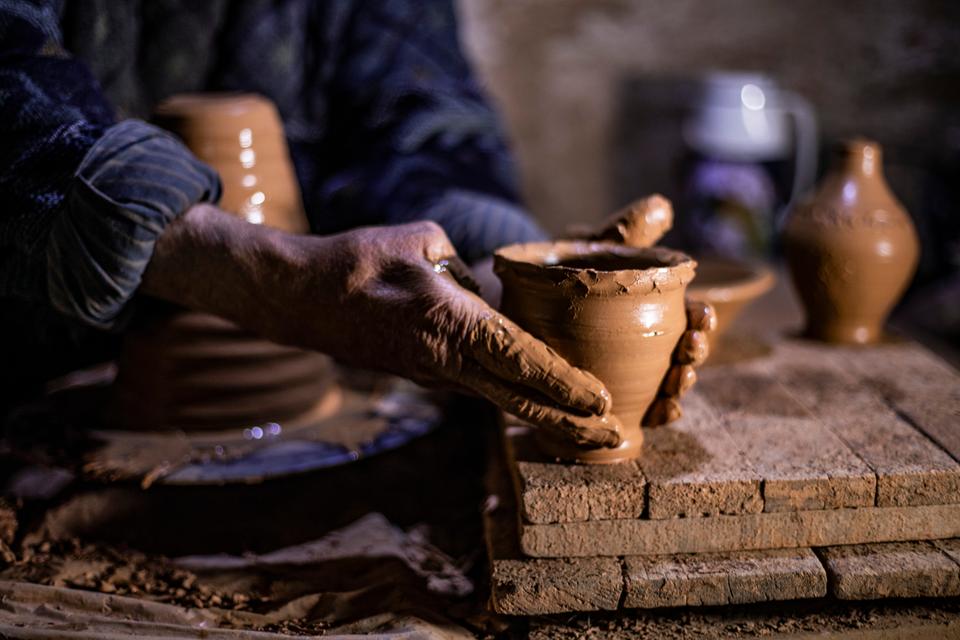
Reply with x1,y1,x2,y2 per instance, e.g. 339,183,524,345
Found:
494,241,696,463
783,139,919,344
107,93,337,432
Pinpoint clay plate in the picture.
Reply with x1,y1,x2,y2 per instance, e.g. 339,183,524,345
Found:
686,257,774,338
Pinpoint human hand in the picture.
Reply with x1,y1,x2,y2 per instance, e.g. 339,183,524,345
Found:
277,221,622,448
144,208,622,448
571,193,674,248
642,298,716,425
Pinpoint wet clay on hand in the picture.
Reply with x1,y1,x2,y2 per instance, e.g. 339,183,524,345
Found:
495,241,696,463
783,139,919,344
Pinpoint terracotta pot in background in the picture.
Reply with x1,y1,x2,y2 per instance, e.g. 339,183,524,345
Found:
686,257,775,339
495,241,696,463
783,139,919,344
107,94,337,432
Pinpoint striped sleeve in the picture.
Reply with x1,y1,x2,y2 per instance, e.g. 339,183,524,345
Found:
47,119,222,328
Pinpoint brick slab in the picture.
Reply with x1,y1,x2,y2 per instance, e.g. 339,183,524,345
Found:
520,504,960,557
624,547,826,608
818,541,960,600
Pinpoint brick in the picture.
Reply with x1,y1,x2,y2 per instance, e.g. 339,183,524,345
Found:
772,340,960,507
637,392,762,519
700,350,877,512
519,504,960,557
504,423,645,524
485,439,622,615
932,538,960,568
838,342,960,463
818,541,960,600
624,547,826,608
731,416,875,512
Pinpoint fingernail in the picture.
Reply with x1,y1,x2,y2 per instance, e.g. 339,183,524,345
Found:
592,387,611,414
687,301,718,333
599,414,623,447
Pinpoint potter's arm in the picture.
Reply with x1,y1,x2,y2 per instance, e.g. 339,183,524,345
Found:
0,3,220,330
301,1,546,263
142,204,622,448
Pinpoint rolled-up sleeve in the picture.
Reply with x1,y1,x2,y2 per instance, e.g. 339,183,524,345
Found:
0,1,220,330
48,120,220,328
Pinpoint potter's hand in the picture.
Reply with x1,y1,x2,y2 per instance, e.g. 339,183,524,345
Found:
142,206,621,448
643,299,716,426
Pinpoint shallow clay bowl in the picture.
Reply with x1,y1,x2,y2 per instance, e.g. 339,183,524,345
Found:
685,257,775,338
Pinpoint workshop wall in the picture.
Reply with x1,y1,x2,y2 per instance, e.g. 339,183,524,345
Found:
459,0,960,243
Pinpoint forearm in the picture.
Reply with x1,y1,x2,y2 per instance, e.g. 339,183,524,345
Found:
140,204,342,352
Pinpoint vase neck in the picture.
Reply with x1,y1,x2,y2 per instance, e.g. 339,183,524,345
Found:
835,139,883,178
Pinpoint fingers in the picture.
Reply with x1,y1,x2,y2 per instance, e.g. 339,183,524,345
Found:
662,364,697,396
468,313,611,416
686,299,718,333
675,330,710,366
460,362,622,448
643,396,682,426
647,301,715,428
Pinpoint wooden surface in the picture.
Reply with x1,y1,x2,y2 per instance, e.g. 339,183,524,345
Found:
503,335,960,557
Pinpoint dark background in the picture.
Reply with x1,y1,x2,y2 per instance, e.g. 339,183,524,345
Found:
460,0,960,346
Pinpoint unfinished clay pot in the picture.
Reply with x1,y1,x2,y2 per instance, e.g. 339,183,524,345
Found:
495,241,696,463
783,139,919,344
107,94,336,431
152,93,307,233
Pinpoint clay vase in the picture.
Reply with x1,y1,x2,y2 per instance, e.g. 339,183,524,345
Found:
495,241,696,463
107,94,337,432
783,139,919,344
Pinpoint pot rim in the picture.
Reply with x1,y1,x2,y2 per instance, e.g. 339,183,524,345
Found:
494,240,697,295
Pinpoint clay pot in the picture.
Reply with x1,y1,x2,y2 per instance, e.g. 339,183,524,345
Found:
107,94,336,431
686,257,775,338
495,241,696,463
152,93,307,233
783,139,919,344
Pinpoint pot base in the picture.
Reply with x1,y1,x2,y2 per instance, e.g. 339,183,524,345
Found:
534,427,644,464
804,322,883,345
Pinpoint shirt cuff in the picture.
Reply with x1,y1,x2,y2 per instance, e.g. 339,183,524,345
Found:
47,119,222,329
418,189,547,263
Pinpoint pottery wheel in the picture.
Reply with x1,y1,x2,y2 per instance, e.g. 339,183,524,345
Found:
4,365,443,487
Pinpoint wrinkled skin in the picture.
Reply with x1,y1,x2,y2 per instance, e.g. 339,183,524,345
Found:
298,221,621,447
143,205,621,447
143,196,711,450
